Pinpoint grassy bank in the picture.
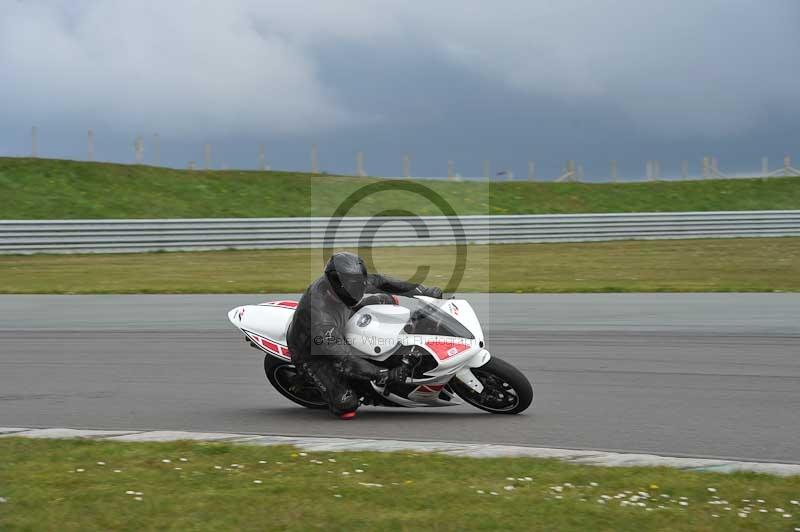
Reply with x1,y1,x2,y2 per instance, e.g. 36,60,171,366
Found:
2,157,800,219
1,238,798,294
1,438,798,531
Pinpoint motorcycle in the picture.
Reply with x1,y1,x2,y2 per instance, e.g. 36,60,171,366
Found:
227,296,533,414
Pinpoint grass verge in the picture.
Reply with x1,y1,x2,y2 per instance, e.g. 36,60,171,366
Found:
2,157,800,218
0,238,799,294
1,438,798,531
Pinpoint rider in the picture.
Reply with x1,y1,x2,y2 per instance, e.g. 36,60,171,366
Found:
286,252,443,419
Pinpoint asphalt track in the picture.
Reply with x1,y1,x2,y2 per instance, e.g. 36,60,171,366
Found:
1,294,798,463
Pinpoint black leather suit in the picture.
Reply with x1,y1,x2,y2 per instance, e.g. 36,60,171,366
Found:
286,273,424,415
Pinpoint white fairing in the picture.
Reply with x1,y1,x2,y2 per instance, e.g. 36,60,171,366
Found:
228,296,492,407
345,305,410,358
228,304,293,344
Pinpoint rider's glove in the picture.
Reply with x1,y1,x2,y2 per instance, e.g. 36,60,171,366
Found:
375,365,411,386
416,285,443,299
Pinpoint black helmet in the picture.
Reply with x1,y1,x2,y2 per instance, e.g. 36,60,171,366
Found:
324,252,368,306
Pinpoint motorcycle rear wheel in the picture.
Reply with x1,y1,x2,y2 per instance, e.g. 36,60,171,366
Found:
449,357,533,414
263,356,328,409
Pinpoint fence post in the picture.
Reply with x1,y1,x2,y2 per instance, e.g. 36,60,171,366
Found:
259,144,266,171
134,136,144,164
204,144,211,170
87,129,94,161
31,126,38,158
403,154,410,178
447,160,455,180
528,161,536,181
311,144,319,174
356,151,365,177
610,160,617,182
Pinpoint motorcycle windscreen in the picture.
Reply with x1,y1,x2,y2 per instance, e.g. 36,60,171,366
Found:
405,298,474,339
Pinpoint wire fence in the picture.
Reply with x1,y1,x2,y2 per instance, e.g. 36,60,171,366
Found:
16,126,800,183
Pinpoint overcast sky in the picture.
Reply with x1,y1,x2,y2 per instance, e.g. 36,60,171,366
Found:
1,0,799,180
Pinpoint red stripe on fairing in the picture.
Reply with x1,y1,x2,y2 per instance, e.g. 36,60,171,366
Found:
261,338,279,353
259,300,299,309
246,331,292,360
425,341,470,361
416,384,445,394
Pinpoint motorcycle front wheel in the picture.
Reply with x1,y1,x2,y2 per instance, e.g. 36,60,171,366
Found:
263,356,328,409
449,357,533,414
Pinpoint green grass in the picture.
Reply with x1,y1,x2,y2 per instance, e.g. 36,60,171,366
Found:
2,157,800,219
1,238,799,294
1,438,798,531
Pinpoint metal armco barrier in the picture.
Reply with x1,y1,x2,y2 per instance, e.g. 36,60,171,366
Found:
1,211,800,254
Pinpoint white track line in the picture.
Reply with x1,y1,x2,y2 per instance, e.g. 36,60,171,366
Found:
2,427,798,477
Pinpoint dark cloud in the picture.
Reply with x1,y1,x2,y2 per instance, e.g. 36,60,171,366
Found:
1,1,798,179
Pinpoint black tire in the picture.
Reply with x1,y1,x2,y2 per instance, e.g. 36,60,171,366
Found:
449,357,533,414
263,355,327,409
